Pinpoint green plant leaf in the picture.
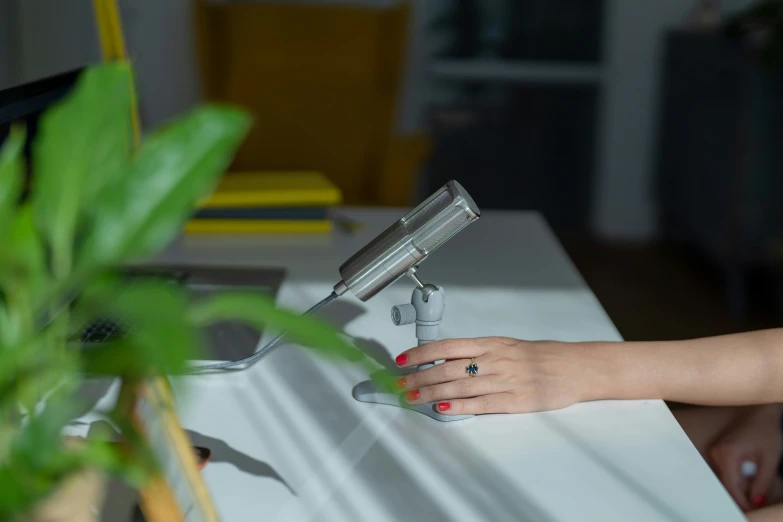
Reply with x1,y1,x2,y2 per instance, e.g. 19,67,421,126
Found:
79,278,203,375
0,339,35,396
190,292,396,392
0,394,82,518
0,305,11,349
8,205,45,272
189,292,362,361
5,205,48,305
69,439,150,485
0,125,25,242
31,62,133,278
107,411,159,481
0,206,47,364
12,398,79,471
0,466,35,518
78,105,251,266
370,368,399,395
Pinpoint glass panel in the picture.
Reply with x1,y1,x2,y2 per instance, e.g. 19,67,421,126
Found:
423,82,598,238
425,0,605,63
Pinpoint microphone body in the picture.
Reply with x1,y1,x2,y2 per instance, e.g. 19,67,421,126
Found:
334,180,480,302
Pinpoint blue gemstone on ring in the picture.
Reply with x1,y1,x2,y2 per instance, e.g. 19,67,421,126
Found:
466,362,479,376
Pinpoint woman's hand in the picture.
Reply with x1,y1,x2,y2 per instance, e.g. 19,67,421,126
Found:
747,503,783,522
394,337,599,415
709,404,783,512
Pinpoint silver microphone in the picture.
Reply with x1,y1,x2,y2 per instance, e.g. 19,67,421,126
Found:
190,180,479,372
333,180,480,302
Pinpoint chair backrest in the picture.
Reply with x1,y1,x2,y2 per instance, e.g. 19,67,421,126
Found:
194,0,419,206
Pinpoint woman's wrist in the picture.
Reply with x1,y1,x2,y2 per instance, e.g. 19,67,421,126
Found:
571,340,677,403
581,338,762,404
578,332,783,406
564,328,783,407
570,341,650,402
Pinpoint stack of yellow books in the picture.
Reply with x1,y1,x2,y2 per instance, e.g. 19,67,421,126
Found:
185,171,342,234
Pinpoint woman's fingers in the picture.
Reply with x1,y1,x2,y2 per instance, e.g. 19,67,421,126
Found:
749,459,775,508
712,450,753,511
404,375,508,404
398,356,493,390
396,338,491,367
434,393,513,415
725,472,752,512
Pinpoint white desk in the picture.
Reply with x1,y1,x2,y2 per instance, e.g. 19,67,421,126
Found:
88,209,745,521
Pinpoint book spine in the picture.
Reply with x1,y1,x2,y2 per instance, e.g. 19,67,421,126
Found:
193,207,327,220
184,220,332,234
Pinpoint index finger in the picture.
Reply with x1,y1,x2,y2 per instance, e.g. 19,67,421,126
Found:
749,459,775,503
396,338,488,367
715,460,752,512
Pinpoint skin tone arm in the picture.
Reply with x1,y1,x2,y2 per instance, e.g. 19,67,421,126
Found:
596,328,783,406
748,503,783,522
394,328,783,415
675,404,783,511
395,330,783,520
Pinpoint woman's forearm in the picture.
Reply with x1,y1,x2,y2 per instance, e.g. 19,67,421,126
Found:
747,503,783,522
581,328,783,406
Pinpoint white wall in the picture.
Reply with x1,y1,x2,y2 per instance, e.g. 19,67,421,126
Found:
9,0,202,132
593,0,755,240
16,0,100,84
118,0,202,130
7,0,402,131
0,0,17,90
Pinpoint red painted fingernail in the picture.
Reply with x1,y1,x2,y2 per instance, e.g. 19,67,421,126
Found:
753,495,766,507
396,354,408,365
437,402,451,412
395,378,407,390
405,390,420,401
194,447,211,470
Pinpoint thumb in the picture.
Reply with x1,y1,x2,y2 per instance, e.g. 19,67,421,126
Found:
748,459,776,508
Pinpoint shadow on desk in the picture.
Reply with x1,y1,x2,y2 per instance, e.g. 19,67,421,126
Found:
75,421,294,521
185,429,295,495
294,293,690,521
315,300,402,373
233,298,559,521
538,414,690,522
239,334,563,521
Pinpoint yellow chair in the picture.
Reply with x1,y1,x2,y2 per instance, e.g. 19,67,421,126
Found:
194,0,428,206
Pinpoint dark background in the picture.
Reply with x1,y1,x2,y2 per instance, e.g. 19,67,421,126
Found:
0,0,780,341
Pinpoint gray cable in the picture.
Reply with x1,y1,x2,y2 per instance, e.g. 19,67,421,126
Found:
187,291,340,373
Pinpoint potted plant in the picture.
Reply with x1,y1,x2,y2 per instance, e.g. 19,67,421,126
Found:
0,62,392,522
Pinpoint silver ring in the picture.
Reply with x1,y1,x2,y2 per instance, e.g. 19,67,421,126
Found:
466,358,478,377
